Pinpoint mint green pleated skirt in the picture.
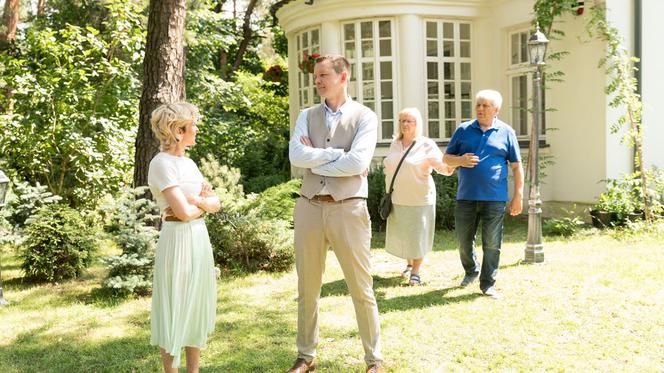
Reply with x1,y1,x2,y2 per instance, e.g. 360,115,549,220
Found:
385,204,436,260
150,219,217,368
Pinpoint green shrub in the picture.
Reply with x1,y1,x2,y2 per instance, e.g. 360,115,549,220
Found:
4,180,62,230
432,172,458,230
206,211,293,273
367,166,387,231
543,216,585,237
199,154,246,212
101,187,159,297
241,179,301,226
21,204,98,282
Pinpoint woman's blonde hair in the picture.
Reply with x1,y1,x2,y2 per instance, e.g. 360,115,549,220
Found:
395,107,424,140
150,102,200,151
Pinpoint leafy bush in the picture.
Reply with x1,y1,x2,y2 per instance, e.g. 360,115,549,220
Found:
101,187,159,297
543,216,585,237
4,180,61,230
206,211,293,273
198,154,246,211
21,204,98,282
367,166,458,231
241,179,301,226
432,172,458,230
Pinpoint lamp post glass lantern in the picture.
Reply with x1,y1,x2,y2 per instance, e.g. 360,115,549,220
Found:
524,25,548,264
0,169,10,305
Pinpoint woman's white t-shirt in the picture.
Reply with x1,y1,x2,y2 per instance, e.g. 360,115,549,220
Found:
383,137,452,206
148,152,204,214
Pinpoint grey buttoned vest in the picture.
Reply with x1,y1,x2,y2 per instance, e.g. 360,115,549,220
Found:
299,102,372,200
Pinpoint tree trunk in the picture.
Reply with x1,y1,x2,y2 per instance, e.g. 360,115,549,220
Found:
38,0,46,15
133,0,187,188
231,0,258,73
214,1,228,79
1,0,19,43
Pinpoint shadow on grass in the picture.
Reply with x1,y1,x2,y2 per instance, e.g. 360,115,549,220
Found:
377,286,482,312
1,324,158,373
321,275,403,298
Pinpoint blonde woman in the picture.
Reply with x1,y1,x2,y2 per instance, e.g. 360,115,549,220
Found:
147,102,220,373
383,108,455,285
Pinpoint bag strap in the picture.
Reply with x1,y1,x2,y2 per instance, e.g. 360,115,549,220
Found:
387,140,416,194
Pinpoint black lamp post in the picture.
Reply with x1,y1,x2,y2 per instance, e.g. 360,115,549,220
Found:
524,24,548,264
0,169,10,305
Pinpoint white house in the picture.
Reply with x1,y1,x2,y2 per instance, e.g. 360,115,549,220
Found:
272,0,664,214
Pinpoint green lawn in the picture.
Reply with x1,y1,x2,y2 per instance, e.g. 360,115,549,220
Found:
1,219,663,372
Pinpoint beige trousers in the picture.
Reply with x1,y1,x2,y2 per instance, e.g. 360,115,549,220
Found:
293,197,382,365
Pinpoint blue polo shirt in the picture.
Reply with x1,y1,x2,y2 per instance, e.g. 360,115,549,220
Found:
446,119,521,202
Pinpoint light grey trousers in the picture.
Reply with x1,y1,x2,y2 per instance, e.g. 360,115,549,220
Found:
293,197,383,365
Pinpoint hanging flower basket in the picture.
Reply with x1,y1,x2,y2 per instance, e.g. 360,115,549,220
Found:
298,53,320,74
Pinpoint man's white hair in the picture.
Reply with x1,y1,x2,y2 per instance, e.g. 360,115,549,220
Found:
475,89,503,110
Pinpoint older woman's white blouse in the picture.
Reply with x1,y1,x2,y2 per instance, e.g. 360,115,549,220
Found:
148,152,204,215
383,137,452,206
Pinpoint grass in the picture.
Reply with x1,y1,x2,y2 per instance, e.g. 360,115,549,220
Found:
1,218,663,372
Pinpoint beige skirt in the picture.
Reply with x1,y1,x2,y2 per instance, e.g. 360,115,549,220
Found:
385,203,436,260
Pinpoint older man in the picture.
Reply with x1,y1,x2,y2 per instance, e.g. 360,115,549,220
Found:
443,89,524,299
287,54,383,373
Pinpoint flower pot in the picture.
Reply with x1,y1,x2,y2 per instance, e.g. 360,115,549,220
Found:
590,209,615,228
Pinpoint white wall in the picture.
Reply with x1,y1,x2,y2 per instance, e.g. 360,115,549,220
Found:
641,0,664,169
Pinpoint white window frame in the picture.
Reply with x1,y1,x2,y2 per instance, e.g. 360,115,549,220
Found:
296,27,321,110
342,18,398,142
507,28,546,139
424,19,473,141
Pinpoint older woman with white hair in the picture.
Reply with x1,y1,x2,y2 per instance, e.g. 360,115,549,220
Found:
383,107,455,285
147,102,221,373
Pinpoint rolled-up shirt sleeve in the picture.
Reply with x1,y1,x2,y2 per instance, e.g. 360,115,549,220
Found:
311,110,377,177
289,110,345,169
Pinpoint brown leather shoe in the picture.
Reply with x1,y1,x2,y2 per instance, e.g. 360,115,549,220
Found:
366,363,383,373
286,358,316,373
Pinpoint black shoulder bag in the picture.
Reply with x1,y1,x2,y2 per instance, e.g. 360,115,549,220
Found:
379,140,416,220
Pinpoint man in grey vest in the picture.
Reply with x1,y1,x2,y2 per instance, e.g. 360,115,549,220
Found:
286,54,383,373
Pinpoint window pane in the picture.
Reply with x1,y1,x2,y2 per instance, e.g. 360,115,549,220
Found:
348,81,357,99
427,40,437,57
460,23,470,40
511,33,519,65
444,82,455,99
344,24,355,41
461,82,471,99
445,121,456,138
426,22,437,38
379,21,391,37
427,62,438,80
363,82,375,100
381,81,393,99
460,41,470,58
350,63,357,81
429,120,440,138
303,90,309,104
380,61,392,79
428,82,439,100
445,101,455,119
382,121,394,139
382,101,394,120
444,62,455,80
443,22,453,38
362,40,374,57
297,35,301,51
361,22,372,38
364,100,374,111
303,73,309,86
443,40,454,57
302,32,308,48
460,63,471,80
379,39,392,56
520,32,528,63
345,42,355,59
311,30,319,46
462,101,472,119
428,101,439,119
362,62,374,80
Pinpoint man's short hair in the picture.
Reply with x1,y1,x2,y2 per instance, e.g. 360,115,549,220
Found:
315,54,351,78
475,89,503,110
